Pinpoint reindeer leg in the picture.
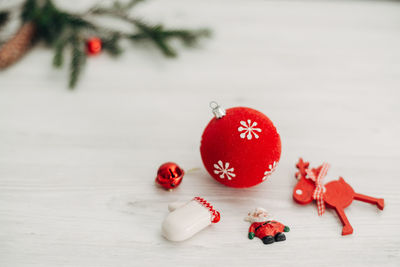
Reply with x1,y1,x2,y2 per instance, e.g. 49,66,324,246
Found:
334,207,353,235
354,193,384,210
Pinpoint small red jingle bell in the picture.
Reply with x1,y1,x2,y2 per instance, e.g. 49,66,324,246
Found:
155,162,184,190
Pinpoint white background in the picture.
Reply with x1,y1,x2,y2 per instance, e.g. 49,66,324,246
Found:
1,0,400,266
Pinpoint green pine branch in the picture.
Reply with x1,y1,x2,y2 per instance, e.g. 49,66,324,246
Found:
13,0,210,88
22,0,95,44
160,29,211,46
131,21,176,57
91,3,210,57
102,33,122,56
90,0,144,16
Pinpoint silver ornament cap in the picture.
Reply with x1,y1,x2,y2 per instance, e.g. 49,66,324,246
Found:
209,101,226,119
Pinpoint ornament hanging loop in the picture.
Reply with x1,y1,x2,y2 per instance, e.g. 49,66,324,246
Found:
209,101,226,119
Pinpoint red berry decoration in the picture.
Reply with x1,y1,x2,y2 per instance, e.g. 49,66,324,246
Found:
86,37,102,55
155,162,184,190
200,102,281,188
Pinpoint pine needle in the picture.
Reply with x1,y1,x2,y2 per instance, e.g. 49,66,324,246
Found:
53,38,66,67
69,34,86,89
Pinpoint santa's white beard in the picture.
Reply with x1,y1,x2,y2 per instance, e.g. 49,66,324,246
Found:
247,216,270,223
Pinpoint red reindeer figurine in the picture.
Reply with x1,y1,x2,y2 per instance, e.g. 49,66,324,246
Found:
293,158,384,235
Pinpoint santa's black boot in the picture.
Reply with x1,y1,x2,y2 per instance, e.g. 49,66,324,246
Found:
262,235,275,244
274,232,286,242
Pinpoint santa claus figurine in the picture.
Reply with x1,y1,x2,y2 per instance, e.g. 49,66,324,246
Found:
245,208,290,245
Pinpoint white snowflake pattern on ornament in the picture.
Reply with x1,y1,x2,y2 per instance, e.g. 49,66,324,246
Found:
238,120,262,140
262,161,277,181
214,160,236,180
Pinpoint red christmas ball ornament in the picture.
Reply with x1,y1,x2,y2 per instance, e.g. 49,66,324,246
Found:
155,162,184,190
86,37,102,55
200,102,281,188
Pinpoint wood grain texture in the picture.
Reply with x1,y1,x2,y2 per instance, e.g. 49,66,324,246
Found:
0,0,399,266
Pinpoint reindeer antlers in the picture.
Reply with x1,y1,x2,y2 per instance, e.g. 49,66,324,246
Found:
295,158,309,179
296,158,325,180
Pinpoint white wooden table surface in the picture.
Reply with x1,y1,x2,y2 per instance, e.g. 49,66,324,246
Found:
1,0,400,266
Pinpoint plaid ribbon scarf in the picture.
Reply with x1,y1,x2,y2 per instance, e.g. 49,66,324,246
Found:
306,163,330,216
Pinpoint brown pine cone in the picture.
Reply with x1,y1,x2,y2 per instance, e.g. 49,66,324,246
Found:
0,22,36,69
